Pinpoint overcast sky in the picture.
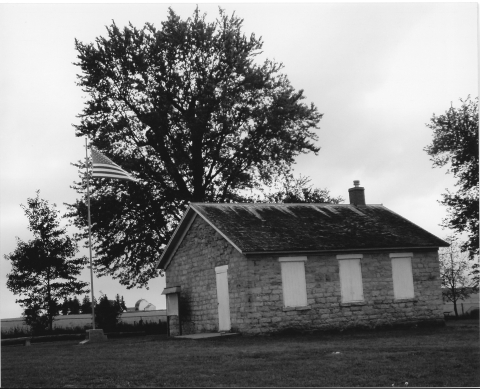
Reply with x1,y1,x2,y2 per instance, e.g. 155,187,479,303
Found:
0,2,477,319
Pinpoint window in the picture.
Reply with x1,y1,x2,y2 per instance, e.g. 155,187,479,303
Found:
337,254,364,303
162,286,181,316
166,294,179,316
279,257,308,308
390,253,414,299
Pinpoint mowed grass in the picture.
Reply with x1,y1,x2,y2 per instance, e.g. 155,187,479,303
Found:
2,322,479,387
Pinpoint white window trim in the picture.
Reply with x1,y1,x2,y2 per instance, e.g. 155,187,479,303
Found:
278,256,308,263
336,254,363,260
215,265,228,274
389,253,413,258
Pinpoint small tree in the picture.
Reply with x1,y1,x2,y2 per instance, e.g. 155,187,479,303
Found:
116,294,127,312
4,191,88,333
440,238,479,317
61,299,70,315
81,295,93,314
24,302,59,334
95,294,123,331
69,297,81,315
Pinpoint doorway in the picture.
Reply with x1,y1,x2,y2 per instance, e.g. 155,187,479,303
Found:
215,265,231,332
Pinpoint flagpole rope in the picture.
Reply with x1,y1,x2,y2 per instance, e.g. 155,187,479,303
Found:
85,138,96,330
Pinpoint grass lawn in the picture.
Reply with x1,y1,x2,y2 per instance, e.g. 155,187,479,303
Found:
2,321,479,387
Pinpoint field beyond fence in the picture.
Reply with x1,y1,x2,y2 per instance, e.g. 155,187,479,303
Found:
2,320,479,387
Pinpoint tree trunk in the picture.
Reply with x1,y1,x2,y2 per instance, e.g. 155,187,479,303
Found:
46,266,53,332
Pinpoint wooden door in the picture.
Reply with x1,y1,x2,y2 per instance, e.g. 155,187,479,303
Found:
215,265,231,332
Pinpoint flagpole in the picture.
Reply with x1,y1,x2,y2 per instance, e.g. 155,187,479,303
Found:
85,138,96,330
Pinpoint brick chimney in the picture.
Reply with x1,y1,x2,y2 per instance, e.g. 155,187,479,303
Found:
348,180,365,205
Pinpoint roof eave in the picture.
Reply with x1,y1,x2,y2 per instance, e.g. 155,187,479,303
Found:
156,206,197,270
378,204,450,247
243,246,446,256
190,203,244,254
157,203,245,271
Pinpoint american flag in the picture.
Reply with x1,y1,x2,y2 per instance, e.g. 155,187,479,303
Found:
90,147,136,182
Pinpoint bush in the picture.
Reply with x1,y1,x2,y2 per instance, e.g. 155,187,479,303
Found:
1,321,167,340
1,324,90,339
113,320,167,335
1,326,32,339
95,295,123,331
463,308,479,320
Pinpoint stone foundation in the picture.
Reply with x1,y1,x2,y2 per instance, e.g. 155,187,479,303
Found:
168,316,181,336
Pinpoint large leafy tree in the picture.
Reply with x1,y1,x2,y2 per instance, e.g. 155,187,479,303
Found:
5,191,88,333
424,96,479,257
262,175,343,204
67,7,324,288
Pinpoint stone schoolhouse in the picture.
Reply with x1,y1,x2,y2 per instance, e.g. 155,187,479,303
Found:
157,182,449,336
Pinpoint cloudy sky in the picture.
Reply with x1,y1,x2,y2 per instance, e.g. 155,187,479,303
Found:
0,2,477,319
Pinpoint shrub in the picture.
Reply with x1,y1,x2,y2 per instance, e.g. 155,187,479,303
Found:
1,326,32,339
1,321,167,340
463,308,479,320
95,295,123,331
113,320,167,335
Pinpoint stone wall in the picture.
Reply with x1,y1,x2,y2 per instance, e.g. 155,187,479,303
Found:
165,215,248,335
236,251,444,334
165,216,444,335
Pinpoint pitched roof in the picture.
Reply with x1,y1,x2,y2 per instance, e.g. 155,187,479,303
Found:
157,203,449,269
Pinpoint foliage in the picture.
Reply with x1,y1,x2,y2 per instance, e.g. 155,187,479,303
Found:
1,325,33,339
463,308,479,320
95,294,124,331
60,296,81,315
111,320,167,335
4,191,88,333
440,238,479,318
72,297,81,314
1,325,88,340
424,96,479,257
23,303,56,335
81,294,93,314
115,293,128,312
60,299,69,315
67,7,325,288
260,175,343,204
60,297,82,315
1,321,167,339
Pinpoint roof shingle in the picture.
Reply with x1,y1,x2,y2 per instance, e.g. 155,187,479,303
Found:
158,203,448,269
191,203,448,252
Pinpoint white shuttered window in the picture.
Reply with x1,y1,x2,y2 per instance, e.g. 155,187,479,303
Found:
279,257,308,308
390,254,415,299
337,255,364,303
